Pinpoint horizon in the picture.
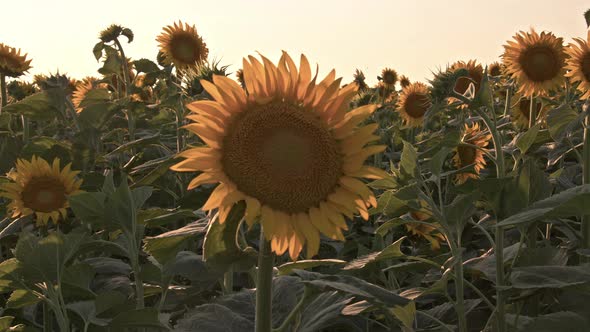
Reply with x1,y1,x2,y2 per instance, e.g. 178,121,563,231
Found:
3,0,589,85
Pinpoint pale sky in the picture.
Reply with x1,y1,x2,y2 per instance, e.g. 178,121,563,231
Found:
3,0,589,85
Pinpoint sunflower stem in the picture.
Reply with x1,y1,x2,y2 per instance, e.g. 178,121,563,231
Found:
526,95,537,251
21,115,30,144
582,100,590,255
176,98,185,153
113,38,131,97
256,229,274,332
0,73,6,109
449,239,467,332
223,267,234,295
503,85,512,117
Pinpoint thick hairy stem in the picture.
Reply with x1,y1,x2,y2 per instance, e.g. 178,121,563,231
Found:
582,100,590,252
255,229,274,332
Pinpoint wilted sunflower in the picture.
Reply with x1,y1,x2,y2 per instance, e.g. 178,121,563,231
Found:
488,62,503,77
380,68,398,89
0,43,32,78
396,82,431,127
565,32,590,99
399,75,411,89
502,28,566,96
407,208,446,250
71,77,108,113
353,69,368,91
510,93,544,128
171,52,387,260
0,156,83,225
452,123,491,184
156,21,208,72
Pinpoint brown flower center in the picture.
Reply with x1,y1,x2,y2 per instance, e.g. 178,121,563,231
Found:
221,101,343,213
581,52,590,82
170,33,202,65
404,93,430,119
489,65,501,76
457,146,477,165
383,71,397,85
21,177,67,213
520,46,559,82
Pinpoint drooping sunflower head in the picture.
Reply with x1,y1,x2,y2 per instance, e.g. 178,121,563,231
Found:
0,156,83,226
510,93,544,128
565,32,590,99
488,62,503,77
449,60,484,96
353,69,368,91
380,68,398,89
452,123,491,184
502,28,566,97
399,75,411,89
0,43,32,78
156,21,208,72
407,206,446,250
171,52,387,260
71,77,108,113
396,82,431,127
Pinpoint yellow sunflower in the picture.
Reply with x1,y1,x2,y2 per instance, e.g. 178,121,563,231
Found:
0,43,32,78
407,208,446,250
452,123,491,184
0,156,83,225
565,31,590,99
380,68,398,89
170,52,387,260
396,82,431,127
156,21,208,72
502,28,566,97
510,93,544,128
488,62,503,77
449,60,484,97
71,77,108,113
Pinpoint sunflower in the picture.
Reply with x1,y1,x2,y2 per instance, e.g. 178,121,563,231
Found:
0,156,83,225
407,208,446,250
353,69,368,91
380,68,398,89
449,60,484,96
399,75,411,89
502,28,566,97
396,82,431,127
510,93,544,128
170,52,387,260
452,123,491,184
488,62,503,77
565,32,590,99
156,21,208,72
71,77,108,113
0,43,32,78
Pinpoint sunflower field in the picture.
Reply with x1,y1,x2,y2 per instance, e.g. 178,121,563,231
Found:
3,9,590,332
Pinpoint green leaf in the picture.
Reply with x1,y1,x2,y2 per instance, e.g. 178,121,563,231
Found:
428,147,451,179
400,141,419,181
203,203,257,272
512,311,589,331
391,301,416,329
132,157,181,188
277,259,347,275
445,192,479,237
516,123,540,154
508,265,590,289
2,88,65,121
471,69,492,109
93,42,104,61
144,220,207,264
497,185,590,227
108,308,169,330
585,8,590,28
517,158,552,207
546,104,581,142
343,237,406,270
140,208,197,227
69,192,107,226
6,290,41,309
298,292,356,332
106,134,160,156
174,304,253,332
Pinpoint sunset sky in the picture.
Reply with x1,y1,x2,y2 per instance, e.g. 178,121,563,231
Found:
4,0,589,85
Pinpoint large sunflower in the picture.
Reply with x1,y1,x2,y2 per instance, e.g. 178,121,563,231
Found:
502,29,566,97
449,60,484,97
510,93,544,128
156,21,208,72
396,82,431,127
452,123,491,184
0,156,83,225
565,32,590,99
171,52,387,260
0,43,32,78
